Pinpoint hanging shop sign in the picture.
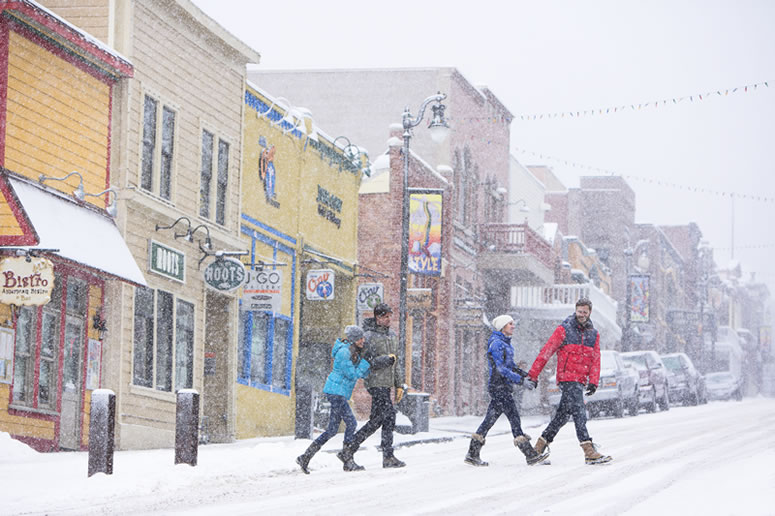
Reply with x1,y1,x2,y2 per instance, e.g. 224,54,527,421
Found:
241,268,283,313
356,283,384,311
0,256,55,306
629,274,650,323
306,269,335,300
204,258,246,292
149,240,185,283
407,288,433,309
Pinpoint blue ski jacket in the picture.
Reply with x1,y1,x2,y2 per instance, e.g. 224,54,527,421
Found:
486,331,524,391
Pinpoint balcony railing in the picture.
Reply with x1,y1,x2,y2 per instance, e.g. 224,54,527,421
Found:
479,223,555,270
511,282,619,329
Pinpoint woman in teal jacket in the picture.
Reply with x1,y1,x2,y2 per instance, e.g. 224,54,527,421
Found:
296,325,393,473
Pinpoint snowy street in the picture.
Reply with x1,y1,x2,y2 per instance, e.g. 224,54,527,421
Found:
3,397,774,515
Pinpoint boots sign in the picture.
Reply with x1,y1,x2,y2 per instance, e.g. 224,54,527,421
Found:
0,256,55,306
203,258,246,292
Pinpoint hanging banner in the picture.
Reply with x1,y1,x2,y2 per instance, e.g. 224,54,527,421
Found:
306,269,335,300
408,192,442,276
356,283,383,311
629,274,650,323
242,268,283,313
0,256,55,306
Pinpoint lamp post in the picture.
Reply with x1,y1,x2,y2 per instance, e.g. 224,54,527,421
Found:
623,237,650,352
398,93,449,368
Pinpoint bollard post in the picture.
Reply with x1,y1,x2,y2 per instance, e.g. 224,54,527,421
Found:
88,389,116,477
175,389,199,466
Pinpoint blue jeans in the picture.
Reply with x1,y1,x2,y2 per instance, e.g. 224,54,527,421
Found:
542,381,590,443
313,393,358,446
476,387,525,438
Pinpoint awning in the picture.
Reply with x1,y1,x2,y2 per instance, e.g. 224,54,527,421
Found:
9,178,147,286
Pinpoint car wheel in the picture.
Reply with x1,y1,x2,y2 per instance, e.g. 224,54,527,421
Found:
588,405,600,419
612,398,624,418
689,388,699,406
658,385,670,411
645,388,657,413
628,392,640,416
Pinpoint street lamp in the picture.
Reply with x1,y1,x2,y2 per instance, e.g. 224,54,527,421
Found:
623,236,650,352
399,93,449,369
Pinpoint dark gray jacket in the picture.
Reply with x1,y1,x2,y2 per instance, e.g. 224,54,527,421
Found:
362,317,404,389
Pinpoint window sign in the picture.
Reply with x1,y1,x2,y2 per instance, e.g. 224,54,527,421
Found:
0,256,54,306
306,269,334,300
242,268,283,313
357,283,383,311
149,240,185,283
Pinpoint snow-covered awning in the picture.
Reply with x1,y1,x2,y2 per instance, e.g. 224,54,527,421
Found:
9,178,146,286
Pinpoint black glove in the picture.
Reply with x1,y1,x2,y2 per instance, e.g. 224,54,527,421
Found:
524,378,537,390
585,384,597,396
515,367,530,379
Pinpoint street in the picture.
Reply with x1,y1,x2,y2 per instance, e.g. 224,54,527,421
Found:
4,397,774,515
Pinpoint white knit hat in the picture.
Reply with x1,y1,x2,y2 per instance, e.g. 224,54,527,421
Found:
492,315,514,332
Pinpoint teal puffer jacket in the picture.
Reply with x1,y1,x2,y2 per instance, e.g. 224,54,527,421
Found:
323,339,370,398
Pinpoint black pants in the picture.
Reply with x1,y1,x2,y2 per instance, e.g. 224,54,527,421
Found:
475,387,525,438
350,387,396,455
542,381,590,443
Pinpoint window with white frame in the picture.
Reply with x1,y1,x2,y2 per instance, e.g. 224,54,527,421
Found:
238,311,291,393
140,94,176,200
199,129,229,225
132,287,194,392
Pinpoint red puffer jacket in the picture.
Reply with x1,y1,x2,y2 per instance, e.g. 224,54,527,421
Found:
528,314,601,385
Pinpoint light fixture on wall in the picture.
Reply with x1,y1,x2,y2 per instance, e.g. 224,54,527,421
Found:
187,224,213,251
508,199,531,213
155,216,192,239
93,308,108,340
39,171,85,200
85,188,119,217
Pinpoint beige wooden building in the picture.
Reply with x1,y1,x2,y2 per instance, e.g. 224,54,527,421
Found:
39,0,260,448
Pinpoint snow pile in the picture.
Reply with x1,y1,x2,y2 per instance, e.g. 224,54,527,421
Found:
0,431,39,463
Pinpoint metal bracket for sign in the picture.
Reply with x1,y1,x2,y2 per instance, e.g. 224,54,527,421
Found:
2,248,60,262
198,240,249,269
354,263,391,279
249,261,287,270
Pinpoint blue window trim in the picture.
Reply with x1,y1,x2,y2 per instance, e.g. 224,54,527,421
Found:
237,224,296,396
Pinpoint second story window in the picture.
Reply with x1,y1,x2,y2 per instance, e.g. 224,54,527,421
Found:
140,94,176,200
199,129,230,225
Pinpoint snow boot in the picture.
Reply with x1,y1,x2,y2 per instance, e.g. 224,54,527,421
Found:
514,434,550,466
464,433,489,467
382,452,406,468
534,436,552,465
337,442,365,472
295,441,321,474
580,440,612,465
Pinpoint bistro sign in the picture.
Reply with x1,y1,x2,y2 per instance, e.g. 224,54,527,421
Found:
0,256,55,306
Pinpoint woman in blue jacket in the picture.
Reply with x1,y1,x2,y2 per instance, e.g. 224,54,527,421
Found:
296,325,393,473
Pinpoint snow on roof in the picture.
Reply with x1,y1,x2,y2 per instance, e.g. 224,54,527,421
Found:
543,222,558,244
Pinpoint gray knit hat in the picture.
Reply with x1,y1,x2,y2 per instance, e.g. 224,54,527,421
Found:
345,325,365,342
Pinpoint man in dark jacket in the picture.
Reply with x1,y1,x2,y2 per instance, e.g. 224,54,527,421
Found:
338,303,406,468
525,298,612,465
464,314,549,467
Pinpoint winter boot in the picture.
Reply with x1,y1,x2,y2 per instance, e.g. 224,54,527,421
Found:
534,436,552,465
382,452,406,468
514,434,550,466
337,442,365,472
464,433,489,467
580,440,612,465
295,441,321,474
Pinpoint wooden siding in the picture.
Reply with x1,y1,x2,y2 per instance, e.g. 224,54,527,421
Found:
4,30,110,205
0,384,56,441
32,0,110,43
0,198,24,237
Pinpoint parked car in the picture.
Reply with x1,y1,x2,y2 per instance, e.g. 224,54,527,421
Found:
661,352,707,405
547,350,639,418
705,371,744,401
621,350,671,412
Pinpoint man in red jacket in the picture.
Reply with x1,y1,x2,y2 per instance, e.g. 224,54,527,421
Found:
525,298,612,465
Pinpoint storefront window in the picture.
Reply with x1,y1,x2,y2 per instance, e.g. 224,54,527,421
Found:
272,317,290,390
238,311,291,393
132,287,195,392
12,307,35,404
250,312,268,385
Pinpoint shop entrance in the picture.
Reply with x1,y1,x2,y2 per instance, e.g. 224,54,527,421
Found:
59,315,85,450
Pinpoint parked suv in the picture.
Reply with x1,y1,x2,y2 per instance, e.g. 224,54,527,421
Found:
621,350,671,412
661,352,707,405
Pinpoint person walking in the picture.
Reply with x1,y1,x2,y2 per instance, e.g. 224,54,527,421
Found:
338,303,407,469
464,314,549,467
525,298,613,465
296,325,393,473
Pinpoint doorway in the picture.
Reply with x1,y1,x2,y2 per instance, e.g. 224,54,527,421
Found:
202,292,233,443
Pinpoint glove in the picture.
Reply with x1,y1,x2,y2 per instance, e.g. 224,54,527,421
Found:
387,354,397,365
586,384,597,396
524,378,537,390
515,367,530,379
395,384,408,403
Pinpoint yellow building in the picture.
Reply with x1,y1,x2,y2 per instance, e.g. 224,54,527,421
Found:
238,83,365,437
0,1,141,451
